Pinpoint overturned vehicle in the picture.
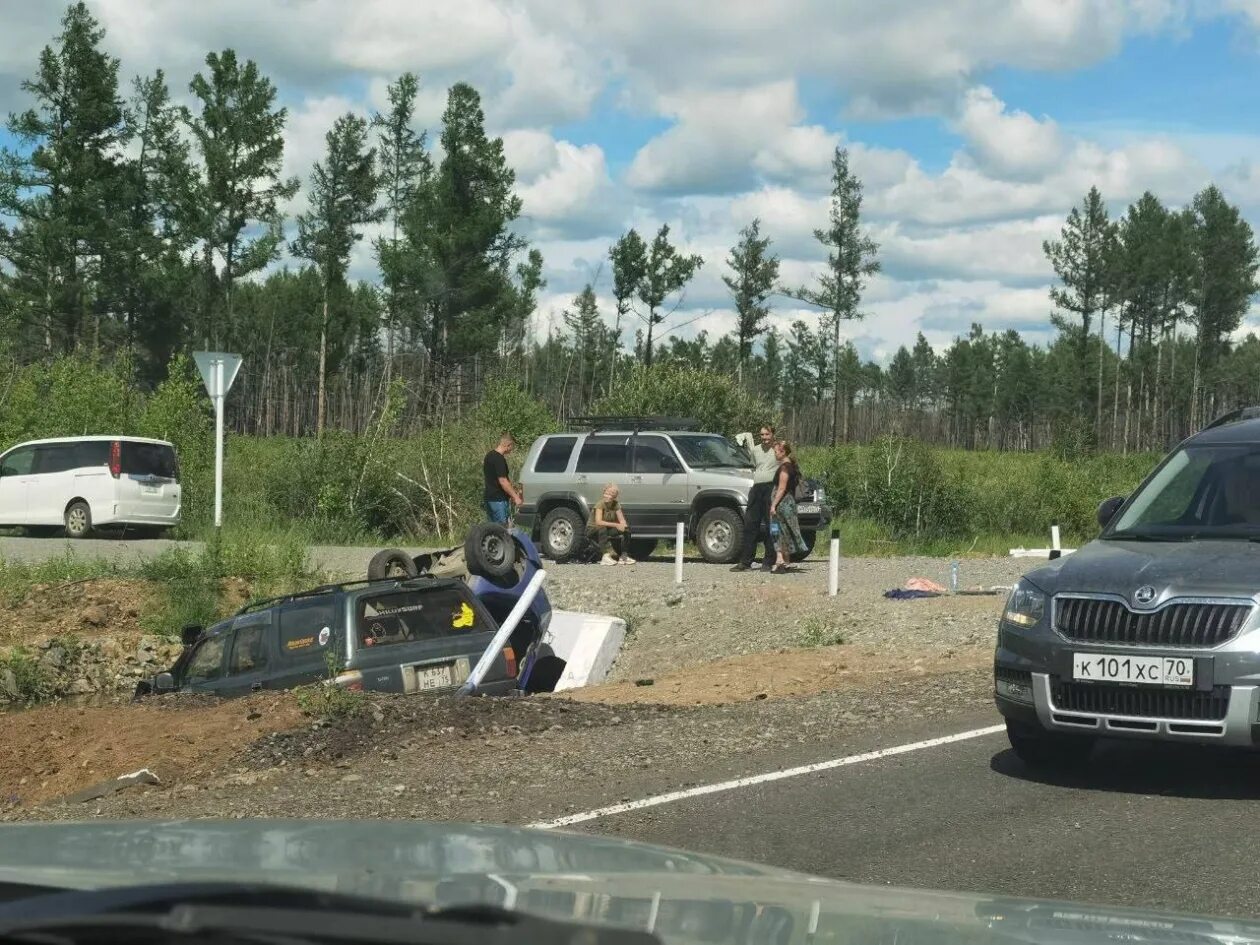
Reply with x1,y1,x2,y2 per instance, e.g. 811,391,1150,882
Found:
135,527,615,701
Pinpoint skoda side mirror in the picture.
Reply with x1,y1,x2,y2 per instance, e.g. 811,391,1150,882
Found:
1097,496,1125,530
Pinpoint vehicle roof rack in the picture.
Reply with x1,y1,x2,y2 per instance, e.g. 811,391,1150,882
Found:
567,415,702,433
1203,406,1260,431
232,575,446,617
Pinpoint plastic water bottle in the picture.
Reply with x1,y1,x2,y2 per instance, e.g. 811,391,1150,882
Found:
950,561,960,594
770,520,781,539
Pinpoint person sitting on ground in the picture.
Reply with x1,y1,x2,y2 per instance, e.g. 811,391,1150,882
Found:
591,484,635,566
769,439,809,574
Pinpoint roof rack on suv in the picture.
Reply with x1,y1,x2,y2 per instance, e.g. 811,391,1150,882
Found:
567,415,702,433
1203,406,1260,431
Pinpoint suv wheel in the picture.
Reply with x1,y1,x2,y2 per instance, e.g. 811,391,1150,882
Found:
541,506,585,561
465,523,517,579
696,507,742,563
368,548,419,581
791,530,817,562
1005,719,1094,768
627,538,658,560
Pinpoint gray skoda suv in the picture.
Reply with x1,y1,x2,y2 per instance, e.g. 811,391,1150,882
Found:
995,408,1260,765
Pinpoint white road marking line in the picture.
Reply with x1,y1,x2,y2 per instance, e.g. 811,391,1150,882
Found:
528,723,1006,830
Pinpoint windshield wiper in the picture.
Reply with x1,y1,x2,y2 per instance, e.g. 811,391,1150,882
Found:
0,881,660,945
1103,532,1192,542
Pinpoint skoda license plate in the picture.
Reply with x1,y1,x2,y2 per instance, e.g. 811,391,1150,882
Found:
1072,653,1193,687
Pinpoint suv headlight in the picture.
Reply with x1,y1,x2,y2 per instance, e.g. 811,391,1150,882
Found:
1003,580,1046,628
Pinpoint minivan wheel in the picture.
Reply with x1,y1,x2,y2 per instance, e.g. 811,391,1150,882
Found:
697,507,743,563
541,507,585,561
64,501,92,539
1005,718,1095,768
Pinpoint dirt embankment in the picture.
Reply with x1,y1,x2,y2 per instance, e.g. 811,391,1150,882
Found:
0,555,1017,816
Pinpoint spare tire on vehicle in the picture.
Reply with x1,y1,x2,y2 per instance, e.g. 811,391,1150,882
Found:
464,523,517,579
367,548,419,581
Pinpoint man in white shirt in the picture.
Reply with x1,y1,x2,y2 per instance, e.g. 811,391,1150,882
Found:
731,425,778,572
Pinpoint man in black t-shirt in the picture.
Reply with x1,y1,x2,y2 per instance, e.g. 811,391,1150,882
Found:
482,432,521,524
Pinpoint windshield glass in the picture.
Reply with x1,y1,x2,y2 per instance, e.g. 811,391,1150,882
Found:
1108,444,1260,538
671,434,751,468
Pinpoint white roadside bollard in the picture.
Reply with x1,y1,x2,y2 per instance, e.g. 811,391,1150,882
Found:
674,520,685,585
1050,522,1062,560
828,528,840,597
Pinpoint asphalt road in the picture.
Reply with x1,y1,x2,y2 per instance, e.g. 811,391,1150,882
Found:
572,708,1260,919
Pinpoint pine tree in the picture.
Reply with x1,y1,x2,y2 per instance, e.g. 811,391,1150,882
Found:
371,72,432,377
722,219,780,383
608,228,647,392
291,113,383,435
636,224,703,369
0,2,128,356
187,49,299,348
783,148,880,445
563,284,605,408
1044,186,1114,431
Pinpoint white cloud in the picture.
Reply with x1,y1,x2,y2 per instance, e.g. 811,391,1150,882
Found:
954,85,1067,181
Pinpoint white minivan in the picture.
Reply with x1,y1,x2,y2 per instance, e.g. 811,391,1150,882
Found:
0,436,181,538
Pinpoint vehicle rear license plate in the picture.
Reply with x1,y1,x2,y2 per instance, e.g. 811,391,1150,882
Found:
142,484,161,495
797,503,820,514
1072,653,1194,687
415,664,453,691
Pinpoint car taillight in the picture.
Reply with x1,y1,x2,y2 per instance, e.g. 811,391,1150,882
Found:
503,646,517,678
109,441,121,478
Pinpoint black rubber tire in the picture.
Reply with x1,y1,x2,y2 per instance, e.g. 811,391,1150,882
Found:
696,506,743,563
367,548,419,581
64,501,92,539
464,523,517,579
626,538,658,560
791,530,818,563
1006,718,1095,768
540,506,586,561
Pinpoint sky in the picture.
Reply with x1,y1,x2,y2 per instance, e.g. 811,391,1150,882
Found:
6,0,1260,362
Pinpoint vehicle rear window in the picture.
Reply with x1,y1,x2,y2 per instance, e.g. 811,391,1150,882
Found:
576,438,630,473
121,441,178,479
355,587,489,648
277,596,337,660
534,436,576,473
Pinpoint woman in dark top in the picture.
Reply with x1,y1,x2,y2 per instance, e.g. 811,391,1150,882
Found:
769,440,808,573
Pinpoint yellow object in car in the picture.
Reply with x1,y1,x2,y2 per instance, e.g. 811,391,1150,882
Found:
452,602,475,629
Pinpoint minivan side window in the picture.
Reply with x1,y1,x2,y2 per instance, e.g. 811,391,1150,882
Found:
0,447,34,477
33,445,78,475
228,620,271,675
534,436,577,473
278,596,337,660
576,438,631,473
185,634,227,682
74,441,110,468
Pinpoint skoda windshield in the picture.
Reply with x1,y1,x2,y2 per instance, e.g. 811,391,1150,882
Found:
1105,443,1260,541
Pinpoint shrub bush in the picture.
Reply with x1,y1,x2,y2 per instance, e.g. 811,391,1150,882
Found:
591,365,776,436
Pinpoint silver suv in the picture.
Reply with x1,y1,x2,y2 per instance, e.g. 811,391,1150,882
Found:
516,418,830,563
995,407,1260,765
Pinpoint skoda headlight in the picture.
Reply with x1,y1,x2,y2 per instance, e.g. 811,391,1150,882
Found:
1003,580,1046,628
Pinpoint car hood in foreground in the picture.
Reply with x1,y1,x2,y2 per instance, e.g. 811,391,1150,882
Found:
1024,539,1260,602
0,820,1257,945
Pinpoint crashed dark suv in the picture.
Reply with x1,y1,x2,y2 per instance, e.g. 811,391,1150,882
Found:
995,408,1260,765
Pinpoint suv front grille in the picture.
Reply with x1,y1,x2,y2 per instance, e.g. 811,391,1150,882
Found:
1051,681,1229,721
1054,597,1251,648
